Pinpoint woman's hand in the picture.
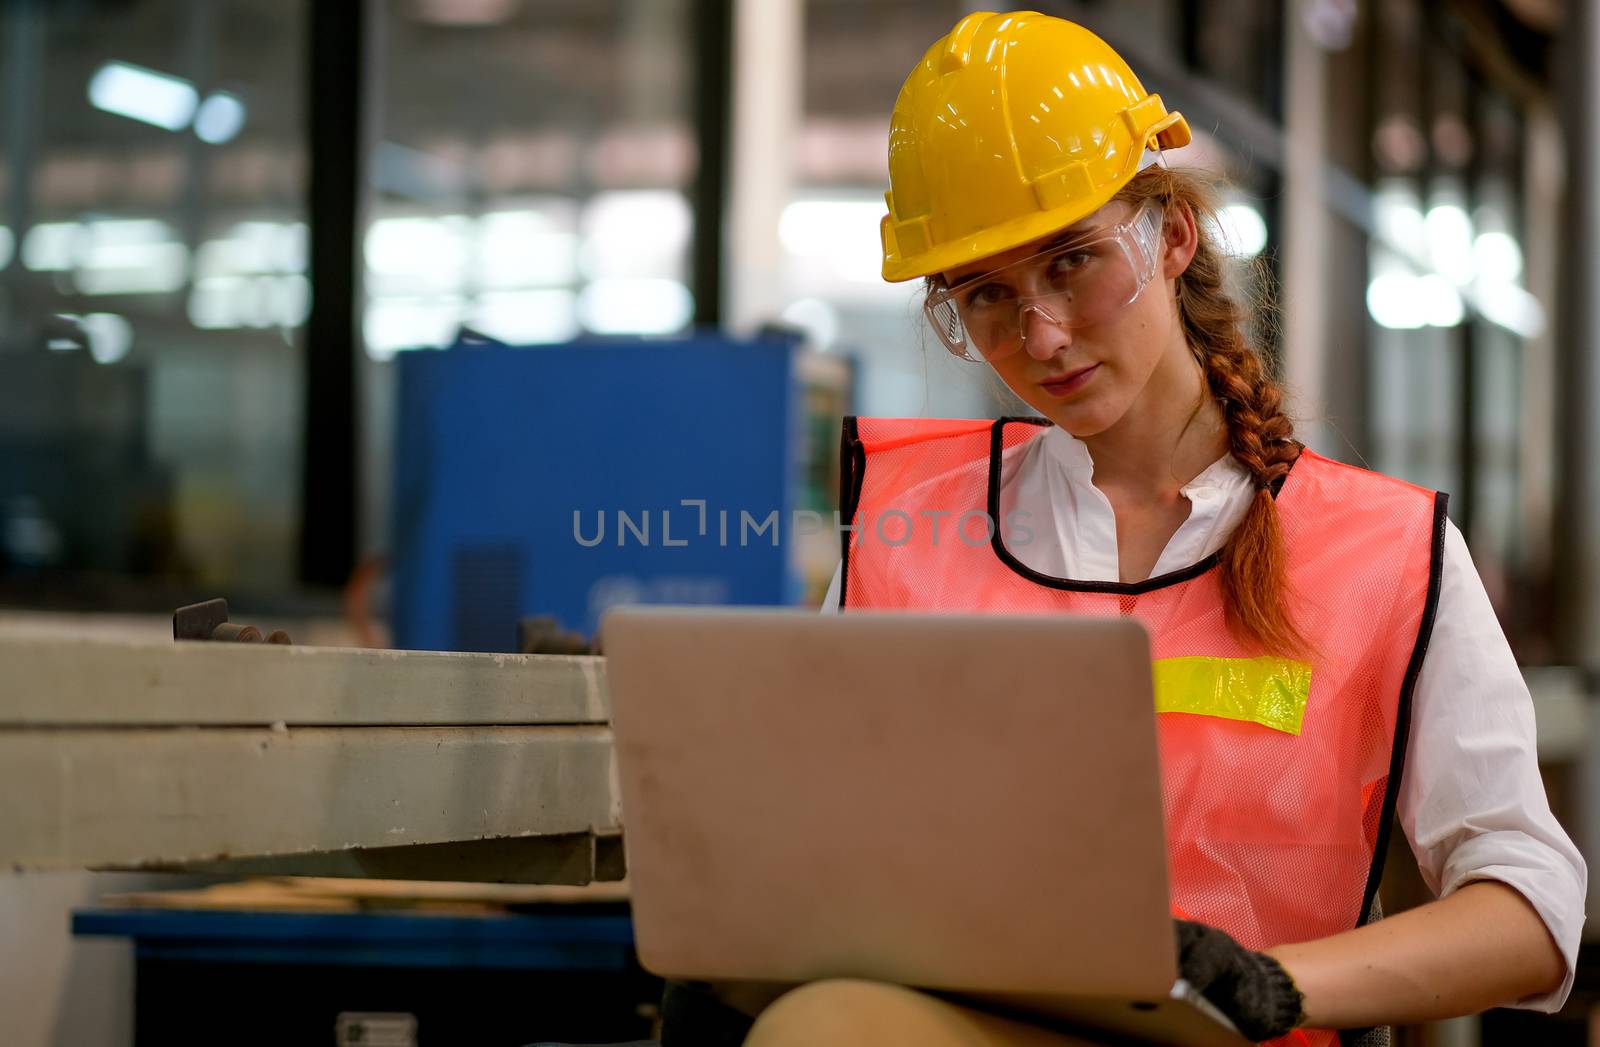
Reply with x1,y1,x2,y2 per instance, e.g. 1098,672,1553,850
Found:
1265,880,1566,1030
1175,920,1305,1041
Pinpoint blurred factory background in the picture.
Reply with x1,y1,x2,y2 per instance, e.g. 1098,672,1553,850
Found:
2,0,1597,1044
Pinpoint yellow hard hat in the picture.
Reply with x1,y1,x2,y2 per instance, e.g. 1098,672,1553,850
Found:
881,11,1191,283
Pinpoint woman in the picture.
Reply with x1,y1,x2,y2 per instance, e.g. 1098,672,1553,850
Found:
668,12,1583,1047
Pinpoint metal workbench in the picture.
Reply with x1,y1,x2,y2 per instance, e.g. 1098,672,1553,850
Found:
1,630,624,884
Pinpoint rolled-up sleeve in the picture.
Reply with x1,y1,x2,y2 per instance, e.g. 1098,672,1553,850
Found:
1398,520,1587,1011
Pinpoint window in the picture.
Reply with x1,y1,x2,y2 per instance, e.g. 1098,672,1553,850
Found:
0,0,308,596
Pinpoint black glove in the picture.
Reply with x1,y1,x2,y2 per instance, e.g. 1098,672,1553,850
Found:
1175,919,1305,1043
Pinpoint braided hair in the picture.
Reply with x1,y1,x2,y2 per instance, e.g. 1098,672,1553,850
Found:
1118,167,1309,656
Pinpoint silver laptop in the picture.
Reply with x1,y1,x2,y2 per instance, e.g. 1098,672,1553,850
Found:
601,607,1250,1046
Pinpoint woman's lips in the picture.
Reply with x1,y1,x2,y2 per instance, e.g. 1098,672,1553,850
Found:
1039,364,1099,398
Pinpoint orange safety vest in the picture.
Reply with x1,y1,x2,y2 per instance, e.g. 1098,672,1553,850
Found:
839,417,1446,1047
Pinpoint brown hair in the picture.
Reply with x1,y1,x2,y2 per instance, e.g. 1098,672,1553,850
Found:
1116,166,1309,656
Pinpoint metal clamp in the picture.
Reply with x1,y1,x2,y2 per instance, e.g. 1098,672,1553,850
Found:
173,598,291,645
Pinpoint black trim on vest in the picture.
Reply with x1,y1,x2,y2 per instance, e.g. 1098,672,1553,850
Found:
837,417,866,611
985,417,1300,595
845,415,1301,603
1356,491,1449,928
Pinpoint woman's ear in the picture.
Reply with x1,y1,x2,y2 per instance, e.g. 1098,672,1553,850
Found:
1162,200,1200,280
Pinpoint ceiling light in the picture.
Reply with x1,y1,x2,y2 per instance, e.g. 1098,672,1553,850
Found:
88,61,198,132
413,0,519,25
194,92,247,144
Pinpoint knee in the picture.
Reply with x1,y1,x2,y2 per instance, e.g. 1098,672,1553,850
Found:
744,979,979,1047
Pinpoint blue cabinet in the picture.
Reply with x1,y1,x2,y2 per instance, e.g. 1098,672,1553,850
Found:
74,906,655,1046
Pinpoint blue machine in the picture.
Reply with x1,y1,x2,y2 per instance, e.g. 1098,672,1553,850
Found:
391,333,848,652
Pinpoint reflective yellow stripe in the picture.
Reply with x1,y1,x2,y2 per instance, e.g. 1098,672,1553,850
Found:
1152,656,1313,735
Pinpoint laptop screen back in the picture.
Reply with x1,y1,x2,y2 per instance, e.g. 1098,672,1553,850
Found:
604,607,1178,999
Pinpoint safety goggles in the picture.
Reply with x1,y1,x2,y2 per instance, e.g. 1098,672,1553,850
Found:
924,202,1165,363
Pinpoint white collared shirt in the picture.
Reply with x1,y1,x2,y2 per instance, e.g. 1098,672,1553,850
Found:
822,425,1585,1010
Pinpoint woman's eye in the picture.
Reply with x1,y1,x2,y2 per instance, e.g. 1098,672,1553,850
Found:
961,283,1011,308
1049,249,1095,276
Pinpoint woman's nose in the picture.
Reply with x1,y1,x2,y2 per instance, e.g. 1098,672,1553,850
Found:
1019,302,1071,359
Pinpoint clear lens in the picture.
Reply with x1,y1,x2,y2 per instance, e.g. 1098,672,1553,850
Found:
925,203,1164,362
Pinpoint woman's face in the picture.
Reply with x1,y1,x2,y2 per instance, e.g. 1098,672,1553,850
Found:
940,198,1198,438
